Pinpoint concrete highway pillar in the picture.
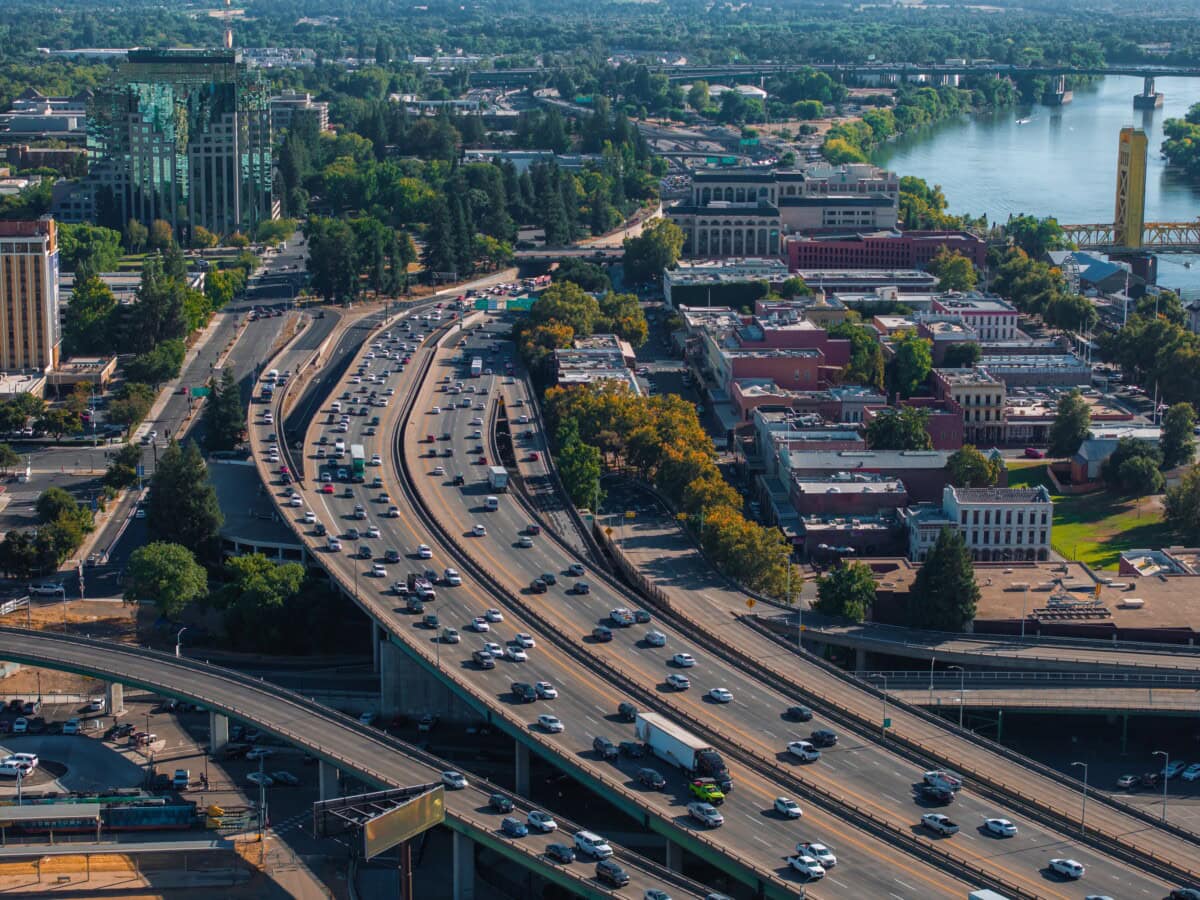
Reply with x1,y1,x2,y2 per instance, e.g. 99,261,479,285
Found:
854,646,867,672
514,741,530,796
380,638,404,718
665,839,682,872
372,621,381,674
105,683,125,716
319,759,340,800
209,711,229,752
453,831,476,900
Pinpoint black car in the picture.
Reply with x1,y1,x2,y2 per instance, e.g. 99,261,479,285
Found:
315,523,327,536
540,572,557,585
592,625,613,642
617,702,638,722
1169,889,1200,900
453,473,465,486
785,705,814,722
810,729,838,748
618,740,645,758
593,736,619,761
545,843,575,864
636,768,667,790
529,579,547,594
917,784,955,805
511,682,537,703
595,859,629,887
488,792,514,813
633,609,652,623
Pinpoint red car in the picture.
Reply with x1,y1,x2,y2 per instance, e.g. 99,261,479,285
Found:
478,456,487,465
528,451,539,462
1023,447,1045,459
320,483,334,494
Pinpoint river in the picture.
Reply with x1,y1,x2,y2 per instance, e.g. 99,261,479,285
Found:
872,75,1200,293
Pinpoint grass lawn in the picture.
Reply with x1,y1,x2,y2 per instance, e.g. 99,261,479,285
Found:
1007,461,1177,570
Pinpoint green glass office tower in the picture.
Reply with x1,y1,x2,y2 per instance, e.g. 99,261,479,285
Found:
88,49,275,238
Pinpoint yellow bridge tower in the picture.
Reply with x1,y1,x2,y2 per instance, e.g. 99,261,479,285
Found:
1113,127,1147,250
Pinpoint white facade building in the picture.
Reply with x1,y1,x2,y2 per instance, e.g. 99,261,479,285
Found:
901,484,1053,563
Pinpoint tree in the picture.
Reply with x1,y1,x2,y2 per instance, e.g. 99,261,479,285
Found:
828,321,884,389
146,441,223,561
189,225,219,249
687,80,711,112
622,219,684,284
126,339,186,386
1165,465,1200,537
928,246,977,292
1048,389,1091,458
1161,402,1197,470
36,486,81,524
203,367,246,452
557,424,603,509
305,216,359,302
779,276,811,299
941,342,981,369
37,408,81,440
213,553,307,649
947,445,1002,488
1101,437,1163,494
103,442,143,490
149,218,175,251
124,218,148,254
62,276,119,355
107,382,154,429
910,527,979,631
1005,213,1066,258
125,542,207,619
0,443,19,476
814,561,876,623
58,223,122,278
886,331,933,399
554,258,611,294
865,406,933,451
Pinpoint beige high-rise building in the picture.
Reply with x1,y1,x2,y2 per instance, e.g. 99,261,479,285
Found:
0,218,61,373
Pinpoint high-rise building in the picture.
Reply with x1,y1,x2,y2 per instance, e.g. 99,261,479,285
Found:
87,48,275,238
269,92,330,135
0,218,61,373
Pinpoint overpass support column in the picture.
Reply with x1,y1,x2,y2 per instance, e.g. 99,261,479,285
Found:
514,741,530,796
1121,713,1129,755
665,839,682,872
372,621,381,674
854,646,868,671
319,759,340,801
105,683,125,717
209,711,229,752
380,637,404,718
453,831,476,900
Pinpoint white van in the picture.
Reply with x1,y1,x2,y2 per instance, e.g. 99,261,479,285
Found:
484,496,499,511
573,830,613,859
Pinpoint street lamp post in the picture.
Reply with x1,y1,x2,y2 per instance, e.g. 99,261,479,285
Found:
1011,582,1030,639
1071,761,1089,834
948,665,965,729
1153,750,1169,821
928,655,935,706
175,627,187,658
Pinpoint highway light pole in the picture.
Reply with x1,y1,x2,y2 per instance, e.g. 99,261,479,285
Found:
871,673,888,737
948,665,965,729
175,627,187,658
1153,750,1169,821
1071,761,1088,834
1011,581,1030,638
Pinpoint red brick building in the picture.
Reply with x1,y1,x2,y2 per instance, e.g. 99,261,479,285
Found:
785,229,987,271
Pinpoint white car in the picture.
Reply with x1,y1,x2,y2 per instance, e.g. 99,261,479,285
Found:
984,818,1017,837
1182,763,1200,782
370,454,382,466
1048,858,1084,880
537,714,564,734
482,642,503,656
472,617,490,632
687,801,724,828
289,493,302,507
441,771,468,790
774,797,802,818
433,466,445,476
372,564,387,577
535,681,557,699
666,673,691,691
798,843,836,868
785,855,825,880
517,535,533,548
708,688,733,703
485,608,504,622
923,770,962,792
444,568,462,586
787,741,820,762
303,510,316,524
527,810,558,832
504,645,527,662
417,544,432,559
672,653,696,668
366,525,380,538
645,630,667,647
514,633,535,648
473,524,487,537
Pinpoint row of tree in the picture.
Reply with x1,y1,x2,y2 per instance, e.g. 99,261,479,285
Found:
0,486,95,578
515,279,651,375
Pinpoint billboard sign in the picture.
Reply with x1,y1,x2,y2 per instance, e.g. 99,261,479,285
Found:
363,786,445,859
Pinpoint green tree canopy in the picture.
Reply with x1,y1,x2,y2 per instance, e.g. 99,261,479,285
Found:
864,406,933,451
941,342,981,369
125,542,207,619
554,258,612,294
928,246,978,292
814,561,876,623
946,445,1002,488
146,441,224,561
886,331,933,399
911,527,979,632
203,367,246,452
828,321,884,389
62,276,119,356
622,218,684,284
1048,389,1091,458
58,223,122,279
1165,465,1200,538
1161,402,1197,470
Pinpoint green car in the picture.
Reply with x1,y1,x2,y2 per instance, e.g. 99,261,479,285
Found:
689,778,725,805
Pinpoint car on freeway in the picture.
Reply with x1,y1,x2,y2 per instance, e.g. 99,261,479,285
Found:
432,465,445,476
688,778,725,805
471,617,490,632
482,642,503,657
787,741,820,762
687,801,724,827
593,737,619,761
645,630,667,647
441,628,460,644
595,859,629,888
566,563,585,577
923,770,962,792
473,523,487,537
527,810,557,832
1182,764,1200,782
489,793,514,813
637,768,667,790
774,797,802,818
303,510,316,524
539,572,557,585
798,842,836,868
785,705,814,722
921,813,959,835
371,563,387,578
500,816,528,838
366,525,380,538
619,740,645,758
809,729,838,748
708,687,733,703
984,817,1018,837
417,544,432,558
485,609,503,622
513,632,535,648
1168,889,1200,900
444,568,462,585
785,855,825,880
535,681,557,699
504,645,527,662
545,843,575,864
441,771,468,790
517,535,533,548
917,784,955,805
645,890,672,900
529,578,547,593
1048,858,1085,880
672,653,696,668
666,673,690,691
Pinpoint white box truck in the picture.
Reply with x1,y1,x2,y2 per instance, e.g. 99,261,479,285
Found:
968,891,1010,900
634,712,731,790
487,466,509,492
